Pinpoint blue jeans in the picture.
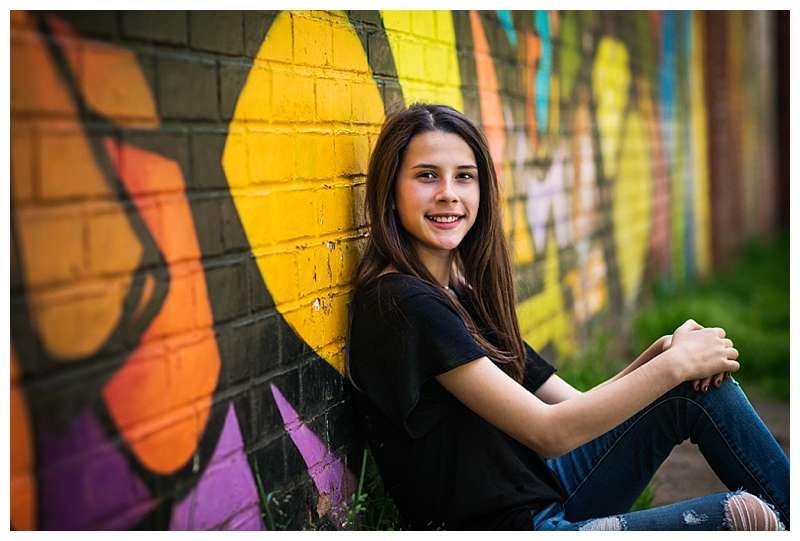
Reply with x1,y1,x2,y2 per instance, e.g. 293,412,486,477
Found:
533,377,789,530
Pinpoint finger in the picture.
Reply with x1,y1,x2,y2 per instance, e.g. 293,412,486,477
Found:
692,379,700,392
727,347,739,360
723,338,733,348
700,376,712,393
726,360,741,372
709,327,726,338
714,372,725,388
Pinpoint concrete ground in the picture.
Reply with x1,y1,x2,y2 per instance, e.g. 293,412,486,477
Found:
650,389,790,507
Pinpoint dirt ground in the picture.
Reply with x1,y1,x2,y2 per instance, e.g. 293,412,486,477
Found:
650,389,790,507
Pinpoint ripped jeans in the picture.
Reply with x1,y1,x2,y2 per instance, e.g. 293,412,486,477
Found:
533,377,789,530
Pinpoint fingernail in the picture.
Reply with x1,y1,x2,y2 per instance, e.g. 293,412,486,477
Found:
703,385,708,392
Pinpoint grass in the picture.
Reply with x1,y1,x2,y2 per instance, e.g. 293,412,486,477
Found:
633,231,789,401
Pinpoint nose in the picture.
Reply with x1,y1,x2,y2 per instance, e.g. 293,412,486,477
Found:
435,177,459,203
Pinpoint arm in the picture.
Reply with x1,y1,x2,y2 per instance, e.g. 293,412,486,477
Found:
535,335,668,404
535,374,583,404
436,320,739,459
590,335,670,392
437,350,681,459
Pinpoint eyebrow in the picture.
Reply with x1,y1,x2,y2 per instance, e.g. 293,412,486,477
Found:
411,163,478,170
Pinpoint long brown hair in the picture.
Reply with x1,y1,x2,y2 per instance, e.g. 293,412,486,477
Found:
349,103,526,383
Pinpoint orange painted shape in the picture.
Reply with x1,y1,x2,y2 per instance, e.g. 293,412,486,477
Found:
47,15,158,127
102,141,220,474
468,11,505,188
11,345,37,530
11,13,74,115
38,120,113,200
525,31,540,149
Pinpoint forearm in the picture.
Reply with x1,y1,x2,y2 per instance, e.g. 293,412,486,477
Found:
591,336,667,392
545,348,681,457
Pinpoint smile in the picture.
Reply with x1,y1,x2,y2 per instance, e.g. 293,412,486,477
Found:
425,215,463,223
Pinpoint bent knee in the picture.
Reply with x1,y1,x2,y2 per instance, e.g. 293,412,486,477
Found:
725,492,785,531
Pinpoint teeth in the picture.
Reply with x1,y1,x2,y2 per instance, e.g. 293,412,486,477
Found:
427,215,460,223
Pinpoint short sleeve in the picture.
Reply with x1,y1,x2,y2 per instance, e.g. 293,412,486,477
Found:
521,341,557,393
349,282,487,438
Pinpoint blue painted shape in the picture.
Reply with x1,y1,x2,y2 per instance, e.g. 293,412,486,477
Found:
534,11,552,135
497,10,517,48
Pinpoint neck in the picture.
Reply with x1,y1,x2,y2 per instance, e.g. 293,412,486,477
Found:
414,243,453,287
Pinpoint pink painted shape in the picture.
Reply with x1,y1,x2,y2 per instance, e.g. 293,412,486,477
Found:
270,384,356,525
170,406,264,530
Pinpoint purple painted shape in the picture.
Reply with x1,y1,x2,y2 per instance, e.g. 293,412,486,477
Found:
270,384,356,525
526,147,574,250
38,409,153,530
170,405,264,530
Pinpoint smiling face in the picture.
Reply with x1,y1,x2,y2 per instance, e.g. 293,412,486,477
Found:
394,130,480,275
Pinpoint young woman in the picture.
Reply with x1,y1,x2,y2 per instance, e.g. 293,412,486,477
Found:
345,103,789,530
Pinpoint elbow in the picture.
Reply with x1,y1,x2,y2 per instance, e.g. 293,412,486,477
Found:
525,406,570,459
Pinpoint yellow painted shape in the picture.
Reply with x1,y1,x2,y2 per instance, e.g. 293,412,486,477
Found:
512,198,535,265
690,13,711,276
614,109,652,306
381,10,463,110
222,11,383,373
516,232,574,356
592,38,630,179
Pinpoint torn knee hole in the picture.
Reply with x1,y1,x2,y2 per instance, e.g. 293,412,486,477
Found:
725,493,784,531
579,516,624,531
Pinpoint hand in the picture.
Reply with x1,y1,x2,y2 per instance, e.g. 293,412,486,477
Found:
668,319,740,382
662,324,731,392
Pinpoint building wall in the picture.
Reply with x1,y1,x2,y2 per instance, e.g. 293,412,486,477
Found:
10,10,781,530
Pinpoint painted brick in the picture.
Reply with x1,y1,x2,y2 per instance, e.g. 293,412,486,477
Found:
219,61,252,121
220,198,252,254
14,206,85,288
38,124,111,200
203,259,249,322
269,69,314,122
367,31,395,77
316,77,351,123
247,131,295,184
244,11,275,58
190,131,230,190
86,203,143,276
191,197,226,258
294,134,336,180
122,11,187,45
11,121,35,203
334,134,369,176
292,14,332,67
56,11,119,39
190,11,244,55
157,55,218,121
316,186,355,236
332,24,367,72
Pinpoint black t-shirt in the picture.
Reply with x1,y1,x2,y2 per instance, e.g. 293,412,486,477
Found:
347,273,566,530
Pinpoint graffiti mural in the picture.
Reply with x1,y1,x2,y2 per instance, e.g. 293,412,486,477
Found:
10,10,780,530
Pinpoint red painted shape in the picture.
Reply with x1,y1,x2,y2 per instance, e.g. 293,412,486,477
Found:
102,139,220,474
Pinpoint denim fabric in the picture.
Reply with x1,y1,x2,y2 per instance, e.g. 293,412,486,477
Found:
532,377,789,530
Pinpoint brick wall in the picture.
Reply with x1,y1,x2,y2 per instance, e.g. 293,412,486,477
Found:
10,10,782,530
